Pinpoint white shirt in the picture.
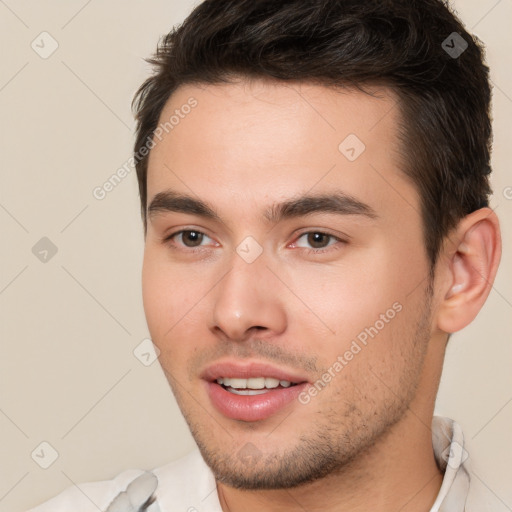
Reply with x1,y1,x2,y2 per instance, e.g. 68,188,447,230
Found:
26,416,492,512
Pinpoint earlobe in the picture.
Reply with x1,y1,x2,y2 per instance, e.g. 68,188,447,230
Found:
437,208,501,334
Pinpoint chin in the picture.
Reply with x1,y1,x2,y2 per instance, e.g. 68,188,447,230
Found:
191,427,361,490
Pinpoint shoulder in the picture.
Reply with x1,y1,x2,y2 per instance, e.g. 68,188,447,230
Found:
431,416,507,512
26,467,147,512
26,450,218,512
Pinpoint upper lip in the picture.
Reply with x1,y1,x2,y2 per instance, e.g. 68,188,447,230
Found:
201,360,309,384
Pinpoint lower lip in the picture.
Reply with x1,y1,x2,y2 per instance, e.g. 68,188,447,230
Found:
205,381,307,422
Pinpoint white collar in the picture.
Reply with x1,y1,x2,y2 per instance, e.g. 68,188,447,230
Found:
430,416,471,511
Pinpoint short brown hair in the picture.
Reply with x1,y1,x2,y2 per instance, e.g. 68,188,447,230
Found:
132,0,493,267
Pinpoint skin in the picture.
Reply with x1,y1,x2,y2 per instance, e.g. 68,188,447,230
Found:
141,79,501,511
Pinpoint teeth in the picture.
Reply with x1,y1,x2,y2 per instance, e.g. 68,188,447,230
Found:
224,377,247,389
216,377,294,389
265,378,280,388
247,377,265,389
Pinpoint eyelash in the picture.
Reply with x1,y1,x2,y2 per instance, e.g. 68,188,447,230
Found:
162,229,347,255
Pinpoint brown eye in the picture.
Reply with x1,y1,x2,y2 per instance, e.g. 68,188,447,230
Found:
180,230,204,247
306,232,331,249
163,229,218,252
292,231,346,253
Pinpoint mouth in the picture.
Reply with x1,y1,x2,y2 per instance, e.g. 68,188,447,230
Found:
216,376,298,395
201,362,309,422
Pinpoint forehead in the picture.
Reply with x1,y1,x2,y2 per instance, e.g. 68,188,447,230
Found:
146,79,416,223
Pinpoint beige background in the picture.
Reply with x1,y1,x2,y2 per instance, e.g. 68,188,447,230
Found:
0,1,510,510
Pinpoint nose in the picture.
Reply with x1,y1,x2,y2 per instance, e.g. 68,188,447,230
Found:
210,253,287,342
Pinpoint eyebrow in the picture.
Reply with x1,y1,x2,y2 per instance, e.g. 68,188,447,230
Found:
147,189,378,224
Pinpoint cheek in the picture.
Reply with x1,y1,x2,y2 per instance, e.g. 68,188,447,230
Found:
142,254,193,382
288,263,394,339
141,248,214,351
142,252,166,335
142,249,189,340
305,300,425,415
286,262,415,385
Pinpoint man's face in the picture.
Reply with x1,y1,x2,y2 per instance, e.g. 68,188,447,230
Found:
142,79,435,488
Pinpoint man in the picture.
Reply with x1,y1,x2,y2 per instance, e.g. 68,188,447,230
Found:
28,0,502,510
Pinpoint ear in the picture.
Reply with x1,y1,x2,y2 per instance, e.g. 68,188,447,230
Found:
436,207,502,333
